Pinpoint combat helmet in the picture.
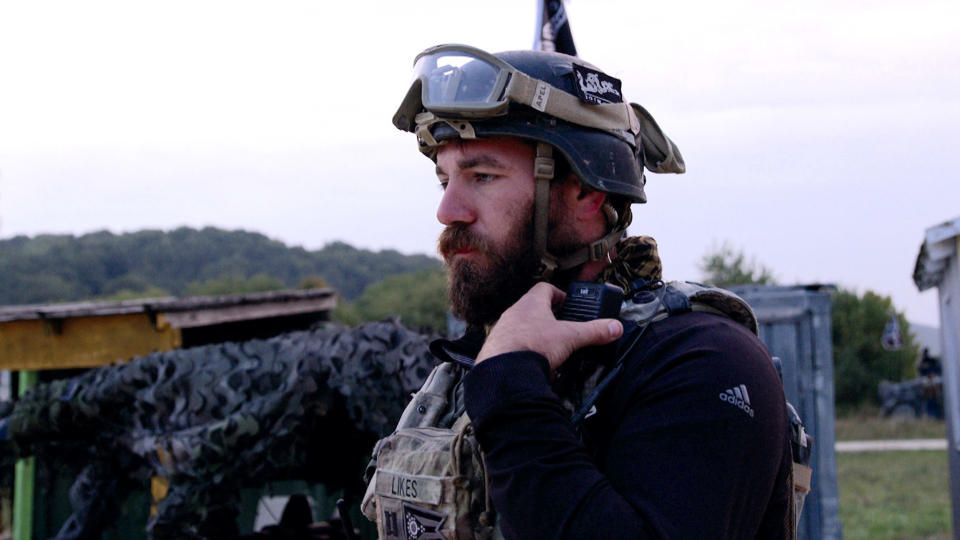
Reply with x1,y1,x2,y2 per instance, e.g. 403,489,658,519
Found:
394,44,685,279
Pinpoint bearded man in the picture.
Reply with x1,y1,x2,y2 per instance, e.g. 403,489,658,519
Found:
363,45,794,540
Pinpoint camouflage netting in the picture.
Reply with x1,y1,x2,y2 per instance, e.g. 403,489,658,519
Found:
1,320,438,539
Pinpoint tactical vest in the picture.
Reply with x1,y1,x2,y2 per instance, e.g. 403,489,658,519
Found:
361,281,812,540
361,360,494,539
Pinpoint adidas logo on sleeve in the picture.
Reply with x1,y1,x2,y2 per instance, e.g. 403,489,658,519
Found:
719,384,755,417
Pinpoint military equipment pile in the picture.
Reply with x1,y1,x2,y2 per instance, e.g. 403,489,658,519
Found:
0,320,438,539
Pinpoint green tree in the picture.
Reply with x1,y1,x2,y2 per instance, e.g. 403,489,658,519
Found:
0,228,440,305
831,288,919,412
334,268,449,333
699,242,777,287
697,244,919,413
297,275,331,290
185,274,286,296
100,286,172,302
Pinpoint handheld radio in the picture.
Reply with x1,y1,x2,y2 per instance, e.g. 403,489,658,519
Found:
556,282,624,322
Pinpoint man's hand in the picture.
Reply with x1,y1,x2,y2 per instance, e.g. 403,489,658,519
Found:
476,282,623,371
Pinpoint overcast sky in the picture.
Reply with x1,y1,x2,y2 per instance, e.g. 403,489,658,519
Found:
0,0,957,328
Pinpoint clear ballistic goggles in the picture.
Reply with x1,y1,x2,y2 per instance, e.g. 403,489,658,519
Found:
392,44,639,136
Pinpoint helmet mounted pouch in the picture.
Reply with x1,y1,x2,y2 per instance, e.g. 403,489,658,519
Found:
631,103,685,174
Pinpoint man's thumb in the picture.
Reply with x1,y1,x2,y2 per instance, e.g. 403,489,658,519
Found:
572,318,623,347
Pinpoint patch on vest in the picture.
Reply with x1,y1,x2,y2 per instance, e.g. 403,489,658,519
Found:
571,64,623,105
376,470,444,505
380,497,446,540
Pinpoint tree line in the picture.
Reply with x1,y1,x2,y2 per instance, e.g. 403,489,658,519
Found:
0,227,439,305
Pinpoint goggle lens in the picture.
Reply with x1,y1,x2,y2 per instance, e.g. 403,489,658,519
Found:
413,51,506,110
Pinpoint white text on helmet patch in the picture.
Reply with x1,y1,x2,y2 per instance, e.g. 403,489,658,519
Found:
532,81,550,112
571,64,623,105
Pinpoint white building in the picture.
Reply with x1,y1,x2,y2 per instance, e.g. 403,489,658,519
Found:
913,215,960,534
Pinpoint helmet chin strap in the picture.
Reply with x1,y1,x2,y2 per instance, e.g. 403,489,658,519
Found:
554,208,629,273
532,143,558,280
532,142,631,282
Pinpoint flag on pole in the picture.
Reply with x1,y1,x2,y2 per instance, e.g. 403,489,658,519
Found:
535,0,577,56
881,313,904,351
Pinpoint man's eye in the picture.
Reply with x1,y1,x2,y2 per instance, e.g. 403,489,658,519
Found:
438,182,448,191
475,173,497,183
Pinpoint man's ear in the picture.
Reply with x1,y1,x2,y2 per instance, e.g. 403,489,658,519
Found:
575,187,607,222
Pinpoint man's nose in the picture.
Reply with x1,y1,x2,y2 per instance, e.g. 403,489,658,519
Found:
436,180,475,226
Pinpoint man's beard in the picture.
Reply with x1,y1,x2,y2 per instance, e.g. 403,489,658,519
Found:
437,204,581,328
438,210,541,328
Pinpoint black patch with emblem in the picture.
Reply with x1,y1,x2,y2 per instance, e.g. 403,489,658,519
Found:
571,64,624,105
401,502,445,540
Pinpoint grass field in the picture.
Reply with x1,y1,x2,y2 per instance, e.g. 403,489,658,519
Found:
834,412,947,441
838,450,950,539
834,415,951,539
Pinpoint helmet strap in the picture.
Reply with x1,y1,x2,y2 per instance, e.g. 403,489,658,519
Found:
532,145,634,281
554,223,626,272
533,143,557,280
552,205,633,273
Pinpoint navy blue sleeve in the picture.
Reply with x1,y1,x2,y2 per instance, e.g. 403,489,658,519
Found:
463,312,791,539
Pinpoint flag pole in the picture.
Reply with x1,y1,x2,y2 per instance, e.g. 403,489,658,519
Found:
533,0,546,50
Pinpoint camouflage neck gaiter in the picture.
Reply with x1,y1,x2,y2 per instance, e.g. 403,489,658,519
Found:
597,236,662,296
548,236,663,433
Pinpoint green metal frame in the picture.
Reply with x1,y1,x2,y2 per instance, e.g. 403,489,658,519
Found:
14,370,37,540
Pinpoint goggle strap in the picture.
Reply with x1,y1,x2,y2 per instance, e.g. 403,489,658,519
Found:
507,72,639,135
533,143,557,280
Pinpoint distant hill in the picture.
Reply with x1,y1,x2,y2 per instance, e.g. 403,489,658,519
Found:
0,227,440,305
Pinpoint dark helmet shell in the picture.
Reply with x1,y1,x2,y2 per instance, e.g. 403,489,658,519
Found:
423,49,647,203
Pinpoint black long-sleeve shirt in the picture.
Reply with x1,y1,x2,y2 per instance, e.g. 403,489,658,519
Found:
463,312,792,539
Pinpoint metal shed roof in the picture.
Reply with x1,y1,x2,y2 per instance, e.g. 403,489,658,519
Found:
914,216,960,291
0,288,336,326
